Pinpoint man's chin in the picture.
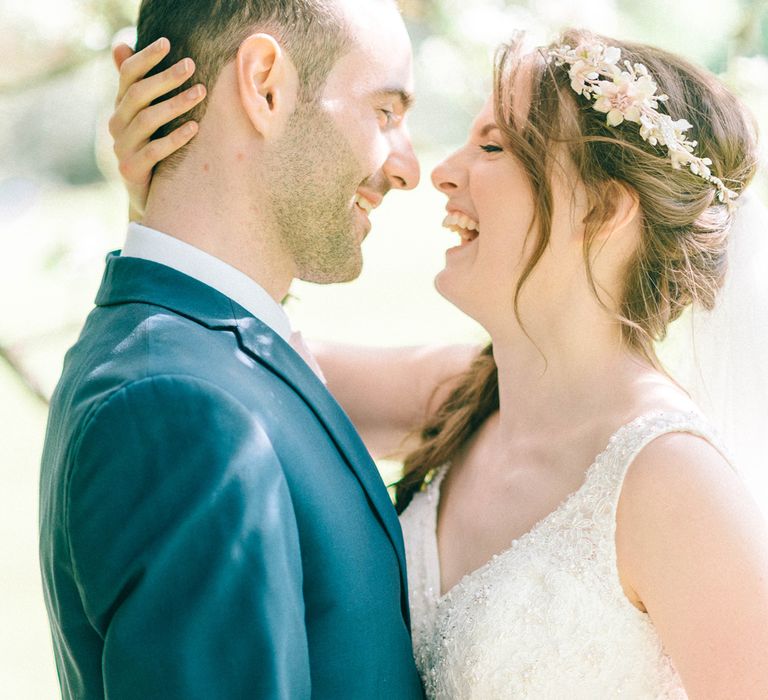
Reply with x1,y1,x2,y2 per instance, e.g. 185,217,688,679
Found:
298,254,363,285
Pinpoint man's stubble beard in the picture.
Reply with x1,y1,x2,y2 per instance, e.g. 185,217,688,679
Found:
265,100,366,284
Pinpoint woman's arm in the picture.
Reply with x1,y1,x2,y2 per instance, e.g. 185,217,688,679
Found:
617,433,768,698
311,342,479,459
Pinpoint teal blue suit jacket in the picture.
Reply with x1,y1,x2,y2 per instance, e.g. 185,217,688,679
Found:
39,253,423,699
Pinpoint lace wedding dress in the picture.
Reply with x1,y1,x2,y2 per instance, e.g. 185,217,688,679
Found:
400,411,726,699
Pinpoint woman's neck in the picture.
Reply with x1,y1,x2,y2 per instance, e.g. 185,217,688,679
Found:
487,304,654,441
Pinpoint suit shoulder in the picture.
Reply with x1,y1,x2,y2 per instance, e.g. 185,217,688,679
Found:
69,302,265,393
72,374,283,487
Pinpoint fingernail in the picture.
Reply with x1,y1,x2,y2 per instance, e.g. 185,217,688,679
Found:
187,85,204,100
154,37,168,52
183,122,198,135
174,59,190,76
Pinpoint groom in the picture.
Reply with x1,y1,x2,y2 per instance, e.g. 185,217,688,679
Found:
39,0,423,697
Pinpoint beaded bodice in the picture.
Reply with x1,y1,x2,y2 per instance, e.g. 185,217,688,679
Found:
400,412,722,699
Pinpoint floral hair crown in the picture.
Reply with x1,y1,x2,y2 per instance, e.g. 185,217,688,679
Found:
546,41,737,204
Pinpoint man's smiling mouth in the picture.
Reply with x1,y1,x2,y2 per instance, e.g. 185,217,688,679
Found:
354,193,377,214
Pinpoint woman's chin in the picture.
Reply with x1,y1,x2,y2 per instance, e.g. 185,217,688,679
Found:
434,266,518,337
433,267,452,299
434,269,474,317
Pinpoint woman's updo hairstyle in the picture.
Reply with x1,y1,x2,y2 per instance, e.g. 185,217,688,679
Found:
499,28,758,349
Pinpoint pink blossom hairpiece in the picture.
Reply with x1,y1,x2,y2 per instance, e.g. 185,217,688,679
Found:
547,41,737,204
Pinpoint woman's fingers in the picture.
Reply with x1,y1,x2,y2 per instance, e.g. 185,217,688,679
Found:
110,57,198,138
115,37,170,104
119,122,199,186
112,43,135,71
108,37,204,218
113,83,206,160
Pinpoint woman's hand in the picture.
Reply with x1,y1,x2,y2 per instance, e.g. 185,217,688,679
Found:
110,38,206,220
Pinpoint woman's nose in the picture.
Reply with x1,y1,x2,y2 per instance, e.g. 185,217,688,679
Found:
431,152,461,194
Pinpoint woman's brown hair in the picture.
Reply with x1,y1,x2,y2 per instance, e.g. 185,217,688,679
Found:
395,29,758,513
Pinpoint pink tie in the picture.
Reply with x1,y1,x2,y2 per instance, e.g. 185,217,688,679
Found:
288,331,327,384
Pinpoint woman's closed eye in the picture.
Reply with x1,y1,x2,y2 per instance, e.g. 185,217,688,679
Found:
479,144,503,153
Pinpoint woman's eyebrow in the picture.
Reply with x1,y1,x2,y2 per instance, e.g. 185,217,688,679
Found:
478,123,500,137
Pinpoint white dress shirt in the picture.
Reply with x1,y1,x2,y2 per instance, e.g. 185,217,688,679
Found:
121,223,325,382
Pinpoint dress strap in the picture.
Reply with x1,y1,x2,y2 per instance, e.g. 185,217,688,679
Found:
600,410,732,517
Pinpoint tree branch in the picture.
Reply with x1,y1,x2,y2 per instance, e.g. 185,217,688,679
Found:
0,344,49,406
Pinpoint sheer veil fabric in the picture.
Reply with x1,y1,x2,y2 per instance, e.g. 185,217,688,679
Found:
658,191,768,518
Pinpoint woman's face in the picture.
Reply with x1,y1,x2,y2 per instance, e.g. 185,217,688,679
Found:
432,95,541,331
432,61,637,341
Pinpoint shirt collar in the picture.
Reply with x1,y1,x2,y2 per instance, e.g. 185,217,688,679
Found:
121,222,292,342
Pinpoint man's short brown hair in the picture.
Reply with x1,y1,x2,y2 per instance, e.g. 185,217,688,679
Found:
136,0,351,152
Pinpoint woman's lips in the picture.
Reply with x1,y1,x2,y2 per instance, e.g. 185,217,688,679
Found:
443,211,480,244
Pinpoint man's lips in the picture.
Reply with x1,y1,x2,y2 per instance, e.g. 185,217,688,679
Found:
354,192,381,215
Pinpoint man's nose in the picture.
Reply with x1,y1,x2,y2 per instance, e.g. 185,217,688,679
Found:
383,129,421,190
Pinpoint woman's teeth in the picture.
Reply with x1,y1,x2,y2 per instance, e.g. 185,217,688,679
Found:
442,212,480,243
354,194,375,214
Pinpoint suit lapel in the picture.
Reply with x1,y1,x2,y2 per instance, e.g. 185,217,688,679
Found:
232,313,410,619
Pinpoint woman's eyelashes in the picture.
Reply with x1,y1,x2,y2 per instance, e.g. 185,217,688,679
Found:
479,144,503,153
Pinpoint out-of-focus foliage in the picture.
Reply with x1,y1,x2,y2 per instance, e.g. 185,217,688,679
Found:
1,1,135,183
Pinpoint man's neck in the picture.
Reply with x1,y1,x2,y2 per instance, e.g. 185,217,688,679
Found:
142,168,294,303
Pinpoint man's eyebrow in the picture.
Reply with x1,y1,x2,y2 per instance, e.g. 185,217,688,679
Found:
372,88,415,111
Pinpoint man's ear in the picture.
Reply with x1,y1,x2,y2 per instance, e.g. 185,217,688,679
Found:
236,33,297,138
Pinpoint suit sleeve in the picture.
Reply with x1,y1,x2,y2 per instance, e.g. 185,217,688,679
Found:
66,375,310,699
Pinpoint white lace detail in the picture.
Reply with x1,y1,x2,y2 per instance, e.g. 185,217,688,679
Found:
400,411,726,699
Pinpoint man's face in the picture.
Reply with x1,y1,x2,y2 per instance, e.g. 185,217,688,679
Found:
265,0,420,284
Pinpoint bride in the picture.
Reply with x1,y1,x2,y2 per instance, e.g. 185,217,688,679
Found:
109,28,768,698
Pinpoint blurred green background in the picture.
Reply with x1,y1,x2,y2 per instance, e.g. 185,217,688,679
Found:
2,0,767,695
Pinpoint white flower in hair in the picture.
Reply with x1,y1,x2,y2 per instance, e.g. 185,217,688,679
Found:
547,40,737,204
592,70,659,126
568,44,619,96
568,61,599,96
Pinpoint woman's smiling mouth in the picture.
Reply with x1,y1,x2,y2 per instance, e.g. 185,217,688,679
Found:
443,211,480,245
